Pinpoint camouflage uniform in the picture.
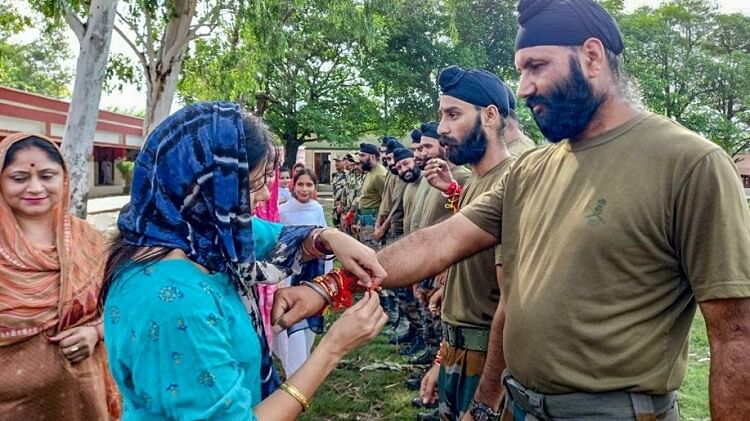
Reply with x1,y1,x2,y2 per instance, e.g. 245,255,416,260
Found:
331,170,348,227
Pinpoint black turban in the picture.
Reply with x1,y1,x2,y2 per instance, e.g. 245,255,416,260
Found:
385,138,405,154
515,0,624,55
360,143,379,155
437,65,511,116
420,122,439,140
382,135,399,146
410,128,422,143
393,148,413,163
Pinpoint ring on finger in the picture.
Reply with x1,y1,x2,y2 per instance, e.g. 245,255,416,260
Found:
70,345,79,353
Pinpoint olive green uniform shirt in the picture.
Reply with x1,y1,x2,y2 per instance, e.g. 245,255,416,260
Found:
357,164,387,210
402,176,422,235
496,136,536,264
506,136,537,158
443,158,515,329
415,166,472,229
378,173,406,237
461,113,750,394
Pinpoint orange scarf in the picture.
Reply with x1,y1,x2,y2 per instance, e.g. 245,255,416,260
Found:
0,133,120,417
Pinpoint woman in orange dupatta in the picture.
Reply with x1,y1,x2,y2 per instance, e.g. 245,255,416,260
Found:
0,133,120,419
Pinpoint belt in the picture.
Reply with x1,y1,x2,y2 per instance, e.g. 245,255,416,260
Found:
356,208,378,216
441,322,490,352
502,370,678,420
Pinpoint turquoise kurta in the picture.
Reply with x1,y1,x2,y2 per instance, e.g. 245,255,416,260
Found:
104,218,282,420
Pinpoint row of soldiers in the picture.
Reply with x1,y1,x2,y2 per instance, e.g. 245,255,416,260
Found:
329,66,535,420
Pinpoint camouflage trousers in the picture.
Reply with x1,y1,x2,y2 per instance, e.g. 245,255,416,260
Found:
416,277,442,350
355,211,383,250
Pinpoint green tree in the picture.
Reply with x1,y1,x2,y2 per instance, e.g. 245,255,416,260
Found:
357,1,455,134
619,0,750,156
0,3,72,98
180,0,382,167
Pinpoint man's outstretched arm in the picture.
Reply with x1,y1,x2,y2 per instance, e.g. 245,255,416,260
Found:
272,213,497,330
378,213,497,289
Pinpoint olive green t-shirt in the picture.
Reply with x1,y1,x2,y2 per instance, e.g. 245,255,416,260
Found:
378,172,396,217
357,164,387,210
496,136,536,265
506,136,537,158
417,165,472,228
461,113,750,394
402,176,422,235
443,158,515,329
378,173,406,237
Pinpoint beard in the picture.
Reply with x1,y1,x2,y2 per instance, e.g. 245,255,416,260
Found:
399,167,421,183
440,116,486,166
415,157,426,170
361,160,373,171
389,165,399,175
526,57,603,143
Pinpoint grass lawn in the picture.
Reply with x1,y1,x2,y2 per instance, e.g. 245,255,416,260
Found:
298,313,710,420
305,198,709,419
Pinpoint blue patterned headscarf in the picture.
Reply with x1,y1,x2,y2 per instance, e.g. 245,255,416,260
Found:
118,102,263,287
118,102,314,396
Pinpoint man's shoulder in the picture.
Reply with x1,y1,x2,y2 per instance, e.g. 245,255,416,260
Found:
373,165,388,176
451,165,473,183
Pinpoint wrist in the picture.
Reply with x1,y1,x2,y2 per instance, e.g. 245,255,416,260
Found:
468,398,501,421
318,228,338,252
315,335,347,360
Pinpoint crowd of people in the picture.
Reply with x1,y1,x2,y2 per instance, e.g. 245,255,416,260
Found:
1,0,749,420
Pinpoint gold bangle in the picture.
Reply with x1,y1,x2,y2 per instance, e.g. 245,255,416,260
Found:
279,383,310,411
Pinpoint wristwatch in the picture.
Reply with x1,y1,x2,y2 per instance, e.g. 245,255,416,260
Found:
468,398,501,421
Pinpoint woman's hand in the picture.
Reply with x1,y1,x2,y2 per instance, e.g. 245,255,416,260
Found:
424,158,454,192
317,291,388,358
49,326,99,364
320,229,387,288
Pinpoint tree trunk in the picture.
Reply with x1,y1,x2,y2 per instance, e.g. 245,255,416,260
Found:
144,59,184,135
61,0,119,218
143,0,198,136
284,134,301,169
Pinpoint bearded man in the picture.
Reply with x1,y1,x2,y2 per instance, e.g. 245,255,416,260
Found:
274,0,750,419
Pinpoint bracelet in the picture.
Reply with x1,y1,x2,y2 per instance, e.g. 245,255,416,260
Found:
440,179,460,197
279,383,310,411
302,281,333,306
301,237,320,259
312,228,336,260
312,268,357,310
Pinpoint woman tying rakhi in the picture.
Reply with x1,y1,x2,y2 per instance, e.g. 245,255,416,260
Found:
100,102,387,420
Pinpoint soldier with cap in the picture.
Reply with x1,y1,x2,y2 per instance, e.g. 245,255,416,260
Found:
407,65,533,420
331,155,349,228
353,143,387,248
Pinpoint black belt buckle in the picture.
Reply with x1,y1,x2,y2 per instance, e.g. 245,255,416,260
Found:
444,324,465,348
503,375,550,421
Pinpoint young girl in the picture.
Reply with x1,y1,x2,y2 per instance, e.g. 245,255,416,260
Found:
277,167,293,206
275,169,331,376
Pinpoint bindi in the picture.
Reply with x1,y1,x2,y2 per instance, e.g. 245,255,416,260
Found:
30,163,35,167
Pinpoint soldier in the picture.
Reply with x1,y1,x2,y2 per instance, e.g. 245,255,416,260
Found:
331,155,348,228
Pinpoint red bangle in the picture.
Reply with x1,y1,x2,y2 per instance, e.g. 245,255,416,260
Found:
313,269,356,310
312,228,335,259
